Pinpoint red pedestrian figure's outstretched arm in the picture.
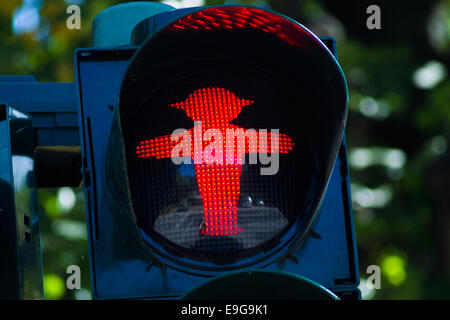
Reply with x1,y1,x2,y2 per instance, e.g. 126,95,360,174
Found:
136,134,182,159
225,124,294,158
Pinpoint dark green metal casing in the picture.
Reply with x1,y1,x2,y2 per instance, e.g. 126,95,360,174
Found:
0,103,44,299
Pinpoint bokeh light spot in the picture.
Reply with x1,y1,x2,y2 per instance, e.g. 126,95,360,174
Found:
44,274,65,300
358,278,376,300
413,60,447,89
57,187,76,213
382,255,407,286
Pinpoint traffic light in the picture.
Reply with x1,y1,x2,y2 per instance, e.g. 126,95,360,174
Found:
0,103,43,299
75,3,359,299
0,1,359,300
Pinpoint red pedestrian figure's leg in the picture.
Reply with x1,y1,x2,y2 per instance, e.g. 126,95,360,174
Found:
195,163,243,236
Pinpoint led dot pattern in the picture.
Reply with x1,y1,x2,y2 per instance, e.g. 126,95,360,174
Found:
136,87,294,237
166,6,311,48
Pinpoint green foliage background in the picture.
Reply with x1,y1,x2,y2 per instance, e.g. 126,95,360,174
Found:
1,0,449,299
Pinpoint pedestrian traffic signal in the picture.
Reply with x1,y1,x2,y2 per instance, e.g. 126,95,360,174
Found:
75,3,359,299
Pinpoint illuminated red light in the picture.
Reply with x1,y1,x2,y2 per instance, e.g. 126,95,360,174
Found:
136,87,294,236
165,6,311,48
